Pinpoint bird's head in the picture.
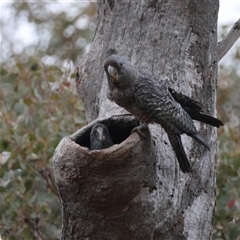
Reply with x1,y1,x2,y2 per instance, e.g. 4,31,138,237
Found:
91,124,106,142
104,53,136,89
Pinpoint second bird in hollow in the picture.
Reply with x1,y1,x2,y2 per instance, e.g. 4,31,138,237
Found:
104,49,223,173
90,123,114,150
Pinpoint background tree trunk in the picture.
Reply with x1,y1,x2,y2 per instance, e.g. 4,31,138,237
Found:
53,1,220,239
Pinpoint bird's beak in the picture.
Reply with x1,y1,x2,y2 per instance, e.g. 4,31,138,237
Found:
107,65,118,83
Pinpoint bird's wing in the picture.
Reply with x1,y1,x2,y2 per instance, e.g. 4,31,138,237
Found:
183,107,224,127
169,88,223,127
133,75,194,134
168,87,202,112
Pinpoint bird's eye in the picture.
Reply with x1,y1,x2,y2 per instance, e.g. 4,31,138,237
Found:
119,62,123,67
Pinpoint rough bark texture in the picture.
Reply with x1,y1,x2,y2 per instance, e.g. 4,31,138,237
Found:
53,1,220,239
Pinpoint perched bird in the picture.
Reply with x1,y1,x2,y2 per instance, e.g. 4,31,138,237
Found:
104,49,223,173
90,123,114,150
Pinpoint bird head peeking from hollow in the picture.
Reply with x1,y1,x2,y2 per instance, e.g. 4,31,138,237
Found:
90,123,113,150
104,50,136,90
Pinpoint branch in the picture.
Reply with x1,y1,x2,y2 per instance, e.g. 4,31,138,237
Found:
217,18,240,61
39,167,60,199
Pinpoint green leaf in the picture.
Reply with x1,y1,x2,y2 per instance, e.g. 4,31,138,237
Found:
14,100,26,115
0,186,6,193
37,192,56,204
24,180,33,193
0,67,8,76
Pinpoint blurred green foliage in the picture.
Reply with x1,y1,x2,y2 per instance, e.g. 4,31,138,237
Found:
213,43,240,240
1,1,96,66
0,2,239,240
0,1,95,239
0,59,86,239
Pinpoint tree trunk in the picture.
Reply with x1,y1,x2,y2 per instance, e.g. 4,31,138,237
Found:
53,1,219,239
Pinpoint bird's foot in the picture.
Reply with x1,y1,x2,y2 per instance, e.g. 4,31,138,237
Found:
131,123,148,140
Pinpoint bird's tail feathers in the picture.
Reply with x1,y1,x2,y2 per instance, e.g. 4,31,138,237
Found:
167,133,191,173
190,133,210,150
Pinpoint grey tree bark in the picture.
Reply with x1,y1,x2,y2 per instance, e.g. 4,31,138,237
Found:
53,1,220,239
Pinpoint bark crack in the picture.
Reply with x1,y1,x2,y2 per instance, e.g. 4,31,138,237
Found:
121,2,131,41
